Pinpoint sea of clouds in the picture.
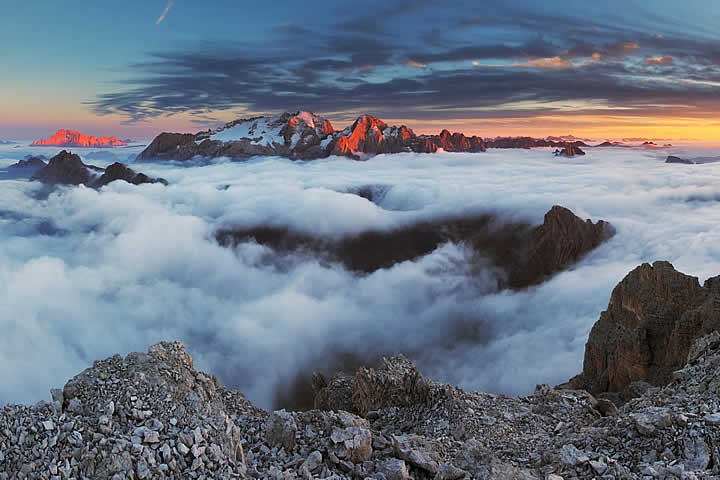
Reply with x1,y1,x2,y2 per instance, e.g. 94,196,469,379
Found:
1,143,719,409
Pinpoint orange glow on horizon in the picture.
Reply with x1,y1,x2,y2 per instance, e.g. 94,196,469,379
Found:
3,104,720,146
384,114,720,145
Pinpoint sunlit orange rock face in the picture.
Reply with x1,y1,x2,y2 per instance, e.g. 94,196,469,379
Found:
331,115,415,156
32,129,127,147
287,112,334,137
433,129,486,152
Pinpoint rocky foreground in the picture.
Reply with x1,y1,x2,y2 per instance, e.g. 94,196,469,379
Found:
2,263,720,479
136,111,589,162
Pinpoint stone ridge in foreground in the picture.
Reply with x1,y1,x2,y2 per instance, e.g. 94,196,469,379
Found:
2,331,720,479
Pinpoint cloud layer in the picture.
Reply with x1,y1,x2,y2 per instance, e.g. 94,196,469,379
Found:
1,144,720,409
90,0,720,126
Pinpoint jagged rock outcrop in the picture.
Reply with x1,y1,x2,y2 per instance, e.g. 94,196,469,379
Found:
327,119,488,158
31,150,98,185
6,331,720,478
94,162,169,188
517,205,614,286
313,355,434,416
329,115,414,157
217,205,614,289
554,145,586,157
31,150,167,188
570,261,720,398
31,129,127,147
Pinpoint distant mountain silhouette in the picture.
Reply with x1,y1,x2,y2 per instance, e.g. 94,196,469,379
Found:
32,129,127,147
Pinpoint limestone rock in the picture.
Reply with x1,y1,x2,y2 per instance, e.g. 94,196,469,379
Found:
331,426,372,463
571,261,720,394
379,458,410,480
263,410,297,451
393,434,443,474
516,205,615,287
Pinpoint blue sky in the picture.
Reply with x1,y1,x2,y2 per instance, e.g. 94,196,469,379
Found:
2,0,720,140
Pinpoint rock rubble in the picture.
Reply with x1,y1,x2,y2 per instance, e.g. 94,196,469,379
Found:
3,264,720,479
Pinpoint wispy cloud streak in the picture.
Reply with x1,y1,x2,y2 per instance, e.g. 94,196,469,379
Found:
156,1,174,25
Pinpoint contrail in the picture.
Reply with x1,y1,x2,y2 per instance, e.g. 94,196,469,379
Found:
156,1,174,24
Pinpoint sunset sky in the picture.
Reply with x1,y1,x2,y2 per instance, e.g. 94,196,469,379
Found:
2,0,720,141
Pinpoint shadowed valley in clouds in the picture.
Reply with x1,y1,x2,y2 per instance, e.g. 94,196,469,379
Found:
1,143,720,410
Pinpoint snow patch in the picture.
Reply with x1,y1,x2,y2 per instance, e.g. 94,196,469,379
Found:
320,136,334,150
210,118,284,147
292,111,316,130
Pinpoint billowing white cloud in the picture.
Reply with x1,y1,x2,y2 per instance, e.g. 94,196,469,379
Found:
1,143,720,409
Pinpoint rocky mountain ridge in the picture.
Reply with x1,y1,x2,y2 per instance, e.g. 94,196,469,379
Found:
31,150,167,188
136,111,593,162
217,205,614,291
32,130,127,148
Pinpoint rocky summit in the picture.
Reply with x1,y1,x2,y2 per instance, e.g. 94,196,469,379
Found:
3,291,720,479
31,129,127,148
570,261,720,401
31,151,167,188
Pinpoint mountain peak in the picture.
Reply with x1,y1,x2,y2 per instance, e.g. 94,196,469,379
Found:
31,129,127,148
